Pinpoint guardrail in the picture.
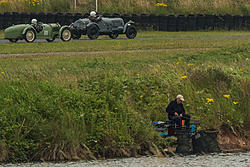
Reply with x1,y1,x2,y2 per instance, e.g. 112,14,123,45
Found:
0,12,249,31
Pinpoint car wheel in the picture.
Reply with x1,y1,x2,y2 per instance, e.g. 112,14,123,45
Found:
25,29,36,43
125,26,137,39
109,33,119,39
61,28,72,42
46,35,56,42
87,26,99,40
9,39,18,43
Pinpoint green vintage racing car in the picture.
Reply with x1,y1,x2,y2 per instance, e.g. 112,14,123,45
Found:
4,19,72,43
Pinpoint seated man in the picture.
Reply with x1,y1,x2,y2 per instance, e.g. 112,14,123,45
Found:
166,94,190,128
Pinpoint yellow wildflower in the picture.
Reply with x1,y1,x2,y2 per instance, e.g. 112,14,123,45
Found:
176,62,180,65
233,101,238,105
0,0,8,4
223,94,230,98
205,98,214,104
115,107,118,110
180,76,187,79
140,95,143,98
136,73,140,76
1,72,4,74
188,64,194,66
240,69,244,71
155,3,168,7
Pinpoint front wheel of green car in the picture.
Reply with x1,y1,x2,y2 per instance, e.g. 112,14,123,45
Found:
61,28,72,42
24,29,36,43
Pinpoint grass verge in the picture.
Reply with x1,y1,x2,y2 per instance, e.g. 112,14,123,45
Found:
0,31,249,162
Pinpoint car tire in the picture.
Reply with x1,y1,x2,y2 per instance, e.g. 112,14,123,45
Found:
9,39,18,43
109,33,119,39
24,29,36,43
46,35,56,42
61,28,72,42
87,25,99,40
125,26,137,39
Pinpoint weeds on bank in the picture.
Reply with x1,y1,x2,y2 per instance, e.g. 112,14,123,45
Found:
0,46,249,161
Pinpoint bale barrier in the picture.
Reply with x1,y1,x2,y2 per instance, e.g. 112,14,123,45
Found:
0,12,249,31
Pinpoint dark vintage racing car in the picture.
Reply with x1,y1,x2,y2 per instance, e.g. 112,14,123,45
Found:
70,14,137,40
4,19,72,43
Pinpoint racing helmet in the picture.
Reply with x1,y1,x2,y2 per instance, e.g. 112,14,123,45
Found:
90,11,96,17
31,19,37,24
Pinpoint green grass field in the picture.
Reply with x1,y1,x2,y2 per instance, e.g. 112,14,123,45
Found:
0,31,249,162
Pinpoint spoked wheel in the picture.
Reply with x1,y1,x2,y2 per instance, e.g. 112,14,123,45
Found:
46,35,56,42
125,26,137,39
25,29,36,43
9,39,18,43
87,26,99,40
109,33,119,39
61,28,72,42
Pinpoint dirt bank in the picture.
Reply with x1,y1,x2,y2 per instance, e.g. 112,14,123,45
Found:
217,125,250,153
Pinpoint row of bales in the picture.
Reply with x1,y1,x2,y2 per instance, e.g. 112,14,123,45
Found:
0,12,249,31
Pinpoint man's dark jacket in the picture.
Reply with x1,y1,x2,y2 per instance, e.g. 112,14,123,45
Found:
166,99,185,118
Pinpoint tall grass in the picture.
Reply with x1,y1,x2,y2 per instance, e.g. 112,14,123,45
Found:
0,0,249,14
0,42,249,161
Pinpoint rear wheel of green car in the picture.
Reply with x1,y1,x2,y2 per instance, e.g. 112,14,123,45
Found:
61,28,72,42
25,29,36,43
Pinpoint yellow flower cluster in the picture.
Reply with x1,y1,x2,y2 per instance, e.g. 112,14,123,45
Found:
0,0,8,5
25,0,40,6
155,2,168,7
233,101,238,105
180,76,187,79
1,72,4,74
205,98,214,105
223,94,238,104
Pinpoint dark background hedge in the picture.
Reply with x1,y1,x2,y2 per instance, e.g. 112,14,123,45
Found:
0,12,249,31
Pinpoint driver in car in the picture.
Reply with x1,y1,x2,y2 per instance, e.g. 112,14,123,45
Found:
31,19,43,32
89,11,102,23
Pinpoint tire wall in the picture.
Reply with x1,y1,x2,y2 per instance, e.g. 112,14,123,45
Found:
0,12,249,31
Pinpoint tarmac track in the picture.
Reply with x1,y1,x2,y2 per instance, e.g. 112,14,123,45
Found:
0,35,250,44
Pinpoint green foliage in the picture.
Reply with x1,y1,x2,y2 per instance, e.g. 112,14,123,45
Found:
0,32,249,161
